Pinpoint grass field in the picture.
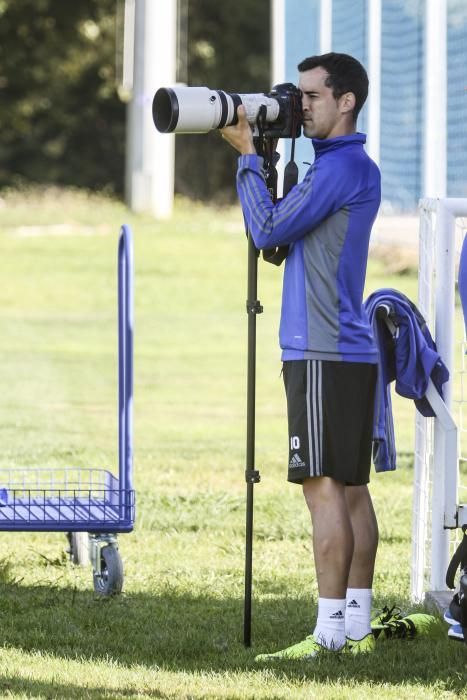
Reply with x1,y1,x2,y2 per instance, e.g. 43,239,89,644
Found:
0,188,465,699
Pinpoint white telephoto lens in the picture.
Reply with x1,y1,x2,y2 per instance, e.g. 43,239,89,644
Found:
238,94,280,125
154,87,236,133
173,87,223,132
153,86,280,134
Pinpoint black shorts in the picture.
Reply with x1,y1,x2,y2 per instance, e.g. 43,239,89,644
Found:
283,359,377,486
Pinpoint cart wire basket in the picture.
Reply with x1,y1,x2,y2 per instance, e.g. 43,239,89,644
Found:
0,225,135,594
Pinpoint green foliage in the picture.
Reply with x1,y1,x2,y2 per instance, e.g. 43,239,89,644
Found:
175,0,271,202
0,0,270,202
0,0,125,193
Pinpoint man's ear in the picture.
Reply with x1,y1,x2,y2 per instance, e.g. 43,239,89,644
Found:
340,91,356,116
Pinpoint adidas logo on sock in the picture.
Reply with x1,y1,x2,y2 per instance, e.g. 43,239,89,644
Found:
329,610,344,619
347,599,360,609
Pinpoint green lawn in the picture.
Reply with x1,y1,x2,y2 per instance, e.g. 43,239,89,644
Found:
0,188,464,699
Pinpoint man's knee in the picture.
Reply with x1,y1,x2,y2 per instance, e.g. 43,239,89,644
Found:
345,484,370,508
302,476,346,513
345,485,378,523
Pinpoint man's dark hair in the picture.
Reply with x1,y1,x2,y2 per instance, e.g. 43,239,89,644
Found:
297,52,368,122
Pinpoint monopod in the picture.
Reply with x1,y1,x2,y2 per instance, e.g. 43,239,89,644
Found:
243,126,298,647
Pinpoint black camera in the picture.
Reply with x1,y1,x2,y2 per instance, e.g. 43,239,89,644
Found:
152,82,302,139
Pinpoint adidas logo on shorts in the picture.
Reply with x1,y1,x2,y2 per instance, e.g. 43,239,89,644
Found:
289,453,306,469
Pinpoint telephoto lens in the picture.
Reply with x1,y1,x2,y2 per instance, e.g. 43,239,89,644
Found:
152,86,281,134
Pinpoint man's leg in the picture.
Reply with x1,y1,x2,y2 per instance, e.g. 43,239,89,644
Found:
344,484,378,641
345,485,378,587
255,360,377,661
302,475,354,649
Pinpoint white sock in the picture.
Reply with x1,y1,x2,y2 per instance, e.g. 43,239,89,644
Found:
313,597,346,650
345,588,372,641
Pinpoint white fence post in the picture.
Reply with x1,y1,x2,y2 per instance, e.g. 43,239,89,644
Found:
126,0,177,218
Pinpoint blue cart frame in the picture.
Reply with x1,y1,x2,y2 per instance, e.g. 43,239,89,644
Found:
0,225,135,594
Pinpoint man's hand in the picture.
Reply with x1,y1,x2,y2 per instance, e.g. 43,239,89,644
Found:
220,105,255,155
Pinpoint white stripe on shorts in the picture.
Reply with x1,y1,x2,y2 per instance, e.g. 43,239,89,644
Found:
317,359,323,470
306,360,323,476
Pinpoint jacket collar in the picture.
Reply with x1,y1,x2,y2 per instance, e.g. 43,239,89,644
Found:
312,132,366,156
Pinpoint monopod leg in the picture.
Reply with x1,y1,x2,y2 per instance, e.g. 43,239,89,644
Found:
244,232,261,647
244,475,257,646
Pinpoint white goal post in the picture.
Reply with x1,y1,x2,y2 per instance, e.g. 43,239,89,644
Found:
412,198,467,601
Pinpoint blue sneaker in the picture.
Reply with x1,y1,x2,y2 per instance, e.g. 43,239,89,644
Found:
444,609,457,625
443,593,461,626
448,624,466,642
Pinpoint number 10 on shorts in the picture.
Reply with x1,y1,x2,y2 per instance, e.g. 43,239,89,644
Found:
290,436,301,450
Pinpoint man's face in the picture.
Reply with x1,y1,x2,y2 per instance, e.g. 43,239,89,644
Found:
298,66,350,140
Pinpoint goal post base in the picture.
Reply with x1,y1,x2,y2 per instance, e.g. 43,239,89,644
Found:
412,197,467,601
424,590,453,614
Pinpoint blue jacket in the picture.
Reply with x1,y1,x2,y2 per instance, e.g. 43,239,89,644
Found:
237,133,380,362
364,288,449,472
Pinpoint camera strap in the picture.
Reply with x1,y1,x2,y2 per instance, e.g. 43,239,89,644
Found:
262,135,299,266
252,106,300,266
283,136,299,197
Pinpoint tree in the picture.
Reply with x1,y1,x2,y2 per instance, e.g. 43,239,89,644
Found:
175,0,270,202
0,0,270,201
0,0,125,193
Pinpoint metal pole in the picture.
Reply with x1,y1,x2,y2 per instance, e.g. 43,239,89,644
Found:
244,232,262,647
271,0,285,196
431,200,455,589
367,0,381,165
118,225,134,521
423,0,447,198
126,0,177,217
319,0,332,54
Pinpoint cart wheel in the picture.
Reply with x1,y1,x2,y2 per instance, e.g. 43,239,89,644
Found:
93,545,123,596
69,532,89,566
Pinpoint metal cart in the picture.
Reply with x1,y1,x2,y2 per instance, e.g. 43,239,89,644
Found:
0,225,135,595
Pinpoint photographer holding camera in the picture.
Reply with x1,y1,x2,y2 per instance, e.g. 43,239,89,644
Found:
221,52,382,660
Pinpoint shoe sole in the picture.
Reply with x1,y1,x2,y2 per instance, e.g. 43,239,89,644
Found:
254,638,335,662
448,624,466,642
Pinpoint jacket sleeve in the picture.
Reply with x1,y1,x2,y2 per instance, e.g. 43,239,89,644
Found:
236,153,353,250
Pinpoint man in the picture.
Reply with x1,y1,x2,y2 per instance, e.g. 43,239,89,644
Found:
221,52,381,659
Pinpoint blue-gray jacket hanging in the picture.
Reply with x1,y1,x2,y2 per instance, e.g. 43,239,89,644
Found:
364,288,449,472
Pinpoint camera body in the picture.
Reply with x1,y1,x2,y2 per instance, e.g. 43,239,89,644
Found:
152,82,302,139
260,82,302,139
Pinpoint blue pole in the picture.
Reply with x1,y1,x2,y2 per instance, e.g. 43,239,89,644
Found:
118,225,134,520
